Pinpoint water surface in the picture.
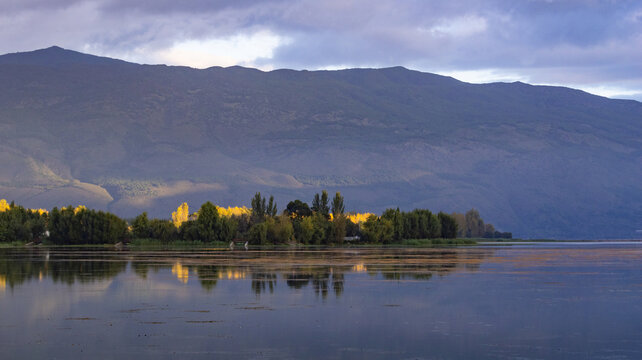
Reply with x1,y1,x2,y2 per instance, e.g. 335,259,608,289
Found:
1,243,640,359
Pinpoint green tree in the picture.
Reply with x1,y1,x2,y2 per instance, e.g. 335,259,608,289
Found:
345,218,361,237
320,190,330,218
132,212,151,239
266,196,277,217
382,208,404,241
361,215,393,244
483,223,496,238
285,200,312,219
0,204,46,243
196,201,221,242
248,222,268,245
148,219,177,242
312,190,330,219
438,212,458,239
218,216,238,243
266,216,294,244
251,193,278,222
232,213,251,238
311,213,331,244
331,215,347,244
331,192,345,218
427,212,441,239
312,194,321,213
295,216,315,244
465,209,484,238
251,192,266,221
48,206,127,245
179,220,200,241
451,212,466,238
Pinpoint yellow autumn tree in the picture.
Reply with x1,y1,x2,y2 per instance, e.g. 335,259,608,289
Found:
216,206,251,217
0,199,48,214
329,212,374,222
73,205,87,214
172,202,189,228
346,213,375,224
0,199,9,212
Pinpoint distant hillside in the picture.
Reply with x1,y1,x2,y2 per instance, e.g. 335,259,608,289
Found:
0,46,640,239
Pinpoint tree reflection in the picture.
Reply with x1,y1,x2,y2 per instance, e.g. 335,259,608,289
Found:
0,248,126,289
332,272,344,297
251,273,277,296
0,248,493,295
282,266,346,299
284,273,311,289
312,270,330,299
194,265,219,292
46,259,126,285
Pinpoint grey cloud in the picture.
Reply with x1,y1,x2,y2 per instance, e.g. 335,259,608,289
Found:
0,0,641,99
99,0,283,14
0,0,87,12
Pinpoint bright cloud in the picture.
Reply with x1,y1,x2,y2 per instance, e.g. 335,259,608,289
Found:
152,31,289,69
438,69,529,84
429,15,488,38
570,85,642,100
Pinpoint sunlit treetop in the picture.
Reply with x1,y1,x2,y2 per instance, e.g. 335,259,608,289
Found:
216,206,251,217
73,205,87,214
346,213,376,224
171,202,189,228
0,199,9,212
0,199,48,215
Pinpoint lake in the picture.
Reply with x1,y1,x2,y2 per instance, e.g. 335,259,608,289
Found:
1,242,640,359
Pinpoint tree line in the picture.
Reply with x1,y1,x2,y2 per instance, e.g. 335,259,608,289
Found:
0,193,510,245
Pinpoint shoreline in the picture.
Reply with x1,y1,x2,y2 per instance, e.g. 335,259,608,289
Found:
3,238,641,250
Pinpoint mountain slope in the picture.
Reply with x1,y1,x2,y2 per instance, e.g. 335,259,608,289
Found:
0,46,132,66
0,47,640,238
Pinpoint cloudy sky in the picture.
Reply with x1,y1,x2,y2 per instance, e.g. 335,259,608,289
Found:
2,0,641,100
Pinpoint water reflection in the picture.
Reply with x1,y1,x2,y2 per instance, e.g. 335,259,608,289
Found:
251,273,277,296
171,262,189,284
282,267,339,298
0,247,493,296
1,244,640,359
195,265,220,291
220,269,247,280
0,248,126,289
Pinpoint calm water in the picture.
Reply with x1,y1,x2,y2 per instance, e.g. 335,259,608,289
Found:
0,243,640,359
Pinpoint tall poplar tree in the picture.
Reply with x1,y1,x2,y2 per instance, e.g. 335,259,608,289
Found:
331,192,345,218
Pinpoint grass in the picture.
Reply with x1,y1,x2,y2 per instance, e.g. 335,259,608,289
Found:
398,238,477,246
0,241,28,248
1,241,128,248
476,238,555,242
127,238,228,249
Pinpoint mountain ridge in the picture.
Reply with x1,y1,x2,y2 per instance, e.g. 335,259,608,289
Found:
0,46,135,66
0,46,640,239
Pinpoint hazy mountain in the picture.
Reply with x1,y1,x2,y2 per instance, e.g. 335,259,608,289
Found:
1,46,640,239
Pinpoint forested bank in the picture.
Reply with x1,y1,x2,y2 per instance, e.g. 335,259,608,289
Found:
0,193,510,246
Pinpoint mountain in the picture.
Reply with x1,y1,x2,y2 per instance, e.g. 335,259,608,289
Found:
0,46,131,66
0,46,640,239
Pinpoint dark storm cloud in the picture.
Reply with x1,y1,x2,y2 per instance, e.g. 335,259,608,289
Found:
265,0,642,69
1,0,641,98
